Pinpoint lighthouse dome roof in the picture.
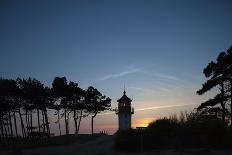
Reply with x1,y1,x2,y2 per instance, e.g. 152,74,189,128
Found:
117,90,132,103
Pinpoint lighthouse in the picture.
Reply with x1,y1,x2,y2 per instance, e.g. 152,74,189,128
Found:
116,90,134,130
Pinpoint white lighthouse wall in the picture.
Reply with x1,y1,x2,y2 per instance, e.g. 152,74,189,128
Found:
119,112,131,130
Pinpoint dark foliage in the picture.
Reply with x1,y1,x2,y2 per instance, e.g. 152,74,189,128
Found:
114,112,232,152
0,76,111,149
197,46,232,124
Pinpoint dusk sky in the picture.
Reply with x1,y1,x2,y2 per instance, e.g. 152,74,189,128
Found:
1,0,232,134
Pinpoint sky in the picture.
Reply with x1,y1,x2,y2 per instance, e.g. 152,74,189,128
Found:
1,0,232,134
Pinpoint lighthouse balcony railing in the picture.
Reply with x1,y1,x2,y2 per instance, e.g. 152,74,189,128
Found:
115,107,134,114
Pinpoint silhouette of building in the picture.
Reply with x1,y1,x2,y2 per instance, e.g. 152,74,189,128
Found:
116,89,134,130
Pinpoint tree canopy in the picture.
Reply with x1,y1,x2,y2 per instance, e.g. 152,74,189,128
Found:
197,46,232,124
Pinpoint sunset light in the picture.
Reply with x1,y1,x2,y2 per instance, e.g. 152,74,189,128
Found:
133,118,154,128
1,0,232,154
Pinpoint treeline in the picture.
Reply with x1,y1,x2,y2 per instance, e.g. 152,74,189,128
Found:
0,77,111,143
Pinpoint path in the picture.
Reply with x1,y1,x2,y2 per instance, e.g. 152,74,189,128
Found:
23,135,114,155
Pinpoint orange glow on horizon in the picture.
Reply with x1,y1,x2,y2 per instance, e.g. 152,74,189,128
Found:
132,117,155,128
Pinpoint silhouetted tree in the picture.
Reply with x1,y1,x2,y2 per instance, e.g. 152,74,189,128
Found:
67,81,85,135
0,75,112,144
52,77,70,135
197,46,232,124
17,78,51,138
0,78,26,144
52,77,90,136
85,86,111,135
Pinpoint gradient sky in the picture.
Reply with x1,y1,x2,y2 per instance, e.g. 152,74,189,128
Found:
1,0,232,134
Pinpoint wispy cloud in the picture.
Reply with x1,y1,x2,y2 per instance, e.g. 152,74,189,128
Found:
140,70,185,90
135,103,198,112
155,86,170,92
153,72,180,81
99,68,140,81
129,86,157,93
98,103,198,115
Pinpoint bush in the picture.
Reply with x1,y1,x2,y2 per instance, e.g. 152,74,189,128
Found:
113,111,232,152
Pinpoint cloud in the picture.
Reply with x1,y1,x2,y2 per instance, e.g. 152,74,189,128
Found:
153,72,180,81
99,68,140,81
154,86,170,92
135,103,198,112
140,70,180,81
129,86,169,93
98,103,198,115
99,67,180,83
140,70,186,91
128,87,156,93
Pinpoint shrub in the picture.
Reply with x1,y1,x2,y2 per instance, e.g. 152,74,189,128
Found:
113,111,232,152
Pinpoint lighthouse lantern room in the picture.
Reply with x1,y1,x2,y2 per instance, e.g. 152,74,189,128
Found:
116,90,134,130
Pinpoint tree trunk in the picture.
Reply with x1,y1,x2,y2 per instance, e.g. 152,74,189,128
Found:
57,110,61,136
30,111,33,133
230,82,232,127
73,110,78,134
91,116,94,136
44,109,50,138
0,116,5,138
26,110,31,138
3,119,8,138
19,109,26,138
42,110,45,133
67,112,70,135
64,109,68,135
221,84,226,123
13,112,18,137
77,110,83,135
221,102,226,123
8,112,13,137
37,109,40,133
25,110,29,135
91,113,97,136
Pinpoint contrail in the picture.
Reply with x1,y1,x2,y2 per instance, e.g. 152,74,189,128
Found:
98,103,198,116
135,103,198,112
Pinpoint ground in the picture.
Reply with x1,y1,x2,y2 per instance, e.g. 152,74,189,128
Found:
1,135,232,155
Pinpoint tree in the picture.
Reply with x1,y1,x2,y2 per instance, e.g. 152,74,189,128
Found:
67,81,85,135
17,77,51,138
0,78,18,138
197,46,232,124
52,77,70,135
85,86,111,135
52,77,89,136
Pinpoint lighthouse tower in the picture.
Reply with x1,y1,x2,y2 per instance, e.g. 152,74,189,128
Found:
116,90,134,130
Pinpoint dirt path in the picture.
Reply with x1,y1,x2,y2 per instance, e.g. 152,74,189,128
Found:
22,135,114,155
